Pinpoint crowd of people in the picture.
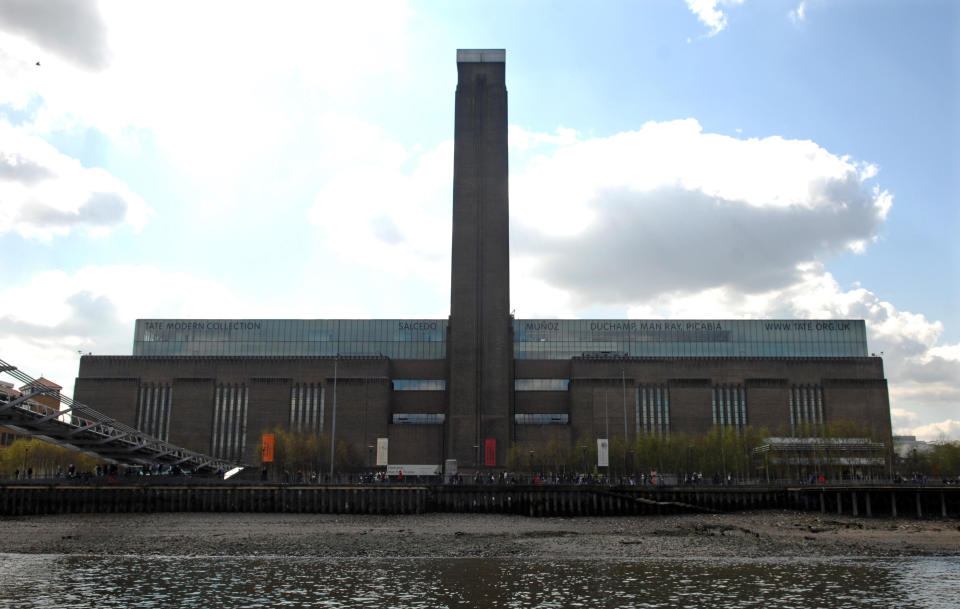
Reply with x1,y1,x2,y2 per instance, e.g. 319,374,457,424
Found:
254,469,726,486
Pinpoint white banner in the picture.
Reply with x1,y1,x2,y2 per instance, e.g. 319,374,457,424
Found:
597,438,609,468
376,438,389,466
386,464,440,477
444,459,458,476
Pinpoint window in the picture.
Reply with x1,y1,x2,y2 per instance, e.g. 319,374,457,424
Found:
515,379,569,391
514,414,568,424
392,413,445,424
392,379,446,391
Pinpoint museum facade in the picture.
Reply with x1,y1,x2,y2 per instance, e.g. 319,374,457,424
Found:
73,50,892,470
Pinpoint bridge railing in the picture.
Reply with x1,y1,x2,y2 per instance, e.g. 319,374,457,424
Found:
0,357,242,475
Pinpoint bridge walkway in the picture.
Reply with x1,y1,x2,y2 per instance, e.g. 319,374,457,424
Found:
0,357,241,476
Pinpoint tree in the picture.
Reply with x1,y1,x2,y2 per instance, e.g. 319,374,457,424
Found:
0,438,105,478
923,440,960,479
261,427,366,480
505,444,525,472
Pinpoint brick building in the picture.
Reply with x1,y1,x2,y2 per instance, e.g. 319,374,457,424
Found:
74,50,891,471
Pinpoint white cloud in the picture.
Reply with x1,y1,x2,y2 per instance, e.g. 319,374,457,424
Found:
314,113,411,174
0,266,241,334
899,419,960,443
509,125,580,152
685,0,744,35
891,407,918,428
509,119,891,303
0,1,413,191
0,265,239,395
0,124,152,239
306,118,453,290
0,0,110,71
789,1,807,24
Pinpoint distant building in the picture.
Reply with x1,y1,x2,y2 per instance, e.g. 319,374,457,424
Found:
892,435,935,459
753,437,888,480
74,50,892,470
1,381,30,448
18,377,61,414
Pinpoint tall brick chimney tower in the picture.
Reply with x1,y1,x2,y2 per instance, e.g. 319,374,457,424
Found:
447,49,512,470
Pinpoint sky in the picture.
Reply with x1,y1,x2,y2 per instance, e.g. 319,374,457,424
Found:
0,0,957,440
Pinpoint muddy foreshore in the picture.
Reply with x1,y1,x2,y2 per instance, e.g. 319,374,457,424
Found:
1,511,958,558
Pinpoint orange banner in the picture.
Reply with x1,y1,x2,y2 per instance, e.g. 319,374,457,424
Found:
261,434,275,463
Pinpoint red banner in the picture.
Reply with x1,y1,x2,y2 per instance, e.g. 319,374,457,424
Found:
484,438,496,467
261,434,275,463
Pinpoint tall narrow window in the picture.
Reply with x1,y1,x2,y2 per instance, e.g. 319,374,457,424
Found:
137,383,173,441
289,385,298,429
713,384,746,434
289,383,323,433
711,386,717,426
731,387,740,431
816,386,824,429
739,386,747,429
212,385,222,456
211,384,249,460
634,387,640,437
788,386,795,435
637,384,669,437
788,384,824,433
663,387,670,440
641,386,648,432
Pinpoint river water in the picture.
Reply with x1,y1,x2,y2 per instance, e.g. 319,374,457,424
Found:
0,554,957,608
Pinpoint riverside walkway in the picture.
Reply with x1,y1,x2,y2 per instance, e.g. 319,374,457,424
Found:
2,482,957,519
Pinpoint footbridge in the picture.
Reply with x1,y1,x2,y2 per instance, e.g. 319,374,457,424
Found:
0,358,239,476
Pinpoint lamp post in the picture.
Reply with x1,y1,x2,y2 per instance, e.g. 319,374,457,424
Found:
621,368,627,443
720,426,727,484
329,352,338,481
604,389,609,443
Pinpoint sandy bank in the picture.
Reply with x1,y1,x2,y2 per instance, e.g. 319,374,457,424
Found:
1,511,957,558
